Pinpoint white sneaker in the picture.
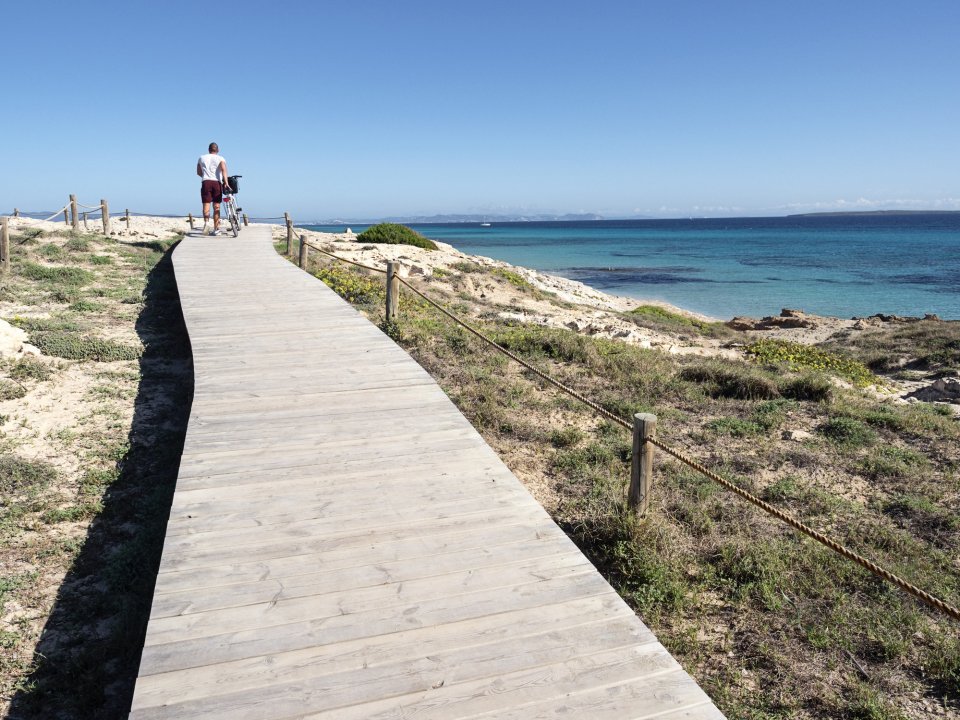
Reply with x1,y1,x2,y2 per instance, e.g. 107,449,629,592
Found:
202,222,210,235
212,229,222,236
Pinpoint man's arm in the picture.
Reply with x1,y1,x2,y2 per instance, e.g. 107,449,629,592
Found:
196,161,203,178
220,160,230,190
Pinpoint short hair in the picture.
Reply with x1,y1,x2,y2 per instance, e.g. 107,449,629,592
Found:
209,142,218,152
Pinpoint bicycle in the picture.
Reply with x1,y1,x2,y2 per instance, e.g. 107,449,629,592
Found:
222,175,243,237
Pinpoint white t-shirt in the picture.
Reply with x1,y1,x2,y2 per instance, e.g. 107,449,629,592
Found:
198,153,226,182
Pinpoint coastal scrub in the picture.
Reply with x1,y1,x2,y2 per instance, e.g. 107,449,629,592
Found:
356,223,438,250
746,337,875,386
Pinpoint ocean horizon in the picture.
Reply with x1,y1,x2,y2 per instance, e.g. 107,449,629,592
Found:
305,213,960,321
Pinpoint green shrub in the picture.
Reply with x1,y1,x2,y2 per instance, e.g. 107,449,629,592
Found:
89,255,113,265
779,373,833,401
706,417,764,437
19,263,94,286
679,363,780,400
818,416,876,446
65,236,91,252
69,299,104,313
9,356,53,382
883,493,956,528
29,332,142,361
859,445,928,479
490,267,534,290
550,426,584,448
8,315,83,333
746,338,875,386
356,223,438,250
313,265,384,305
0,379,26,400
52,288,81,304
495,327,593,364
39,243,65,259
0,456,57,494
751,399,797,429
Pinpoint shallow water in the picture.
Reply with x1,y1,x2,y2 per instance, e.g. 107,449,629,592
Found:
306,214,960,320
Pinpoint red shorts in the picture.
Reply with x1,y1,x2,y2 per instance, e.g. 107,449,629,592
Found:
200,180,222,204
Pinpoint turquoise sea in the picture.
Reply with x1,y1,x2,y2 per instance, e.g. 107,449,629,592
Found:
305,214,960,320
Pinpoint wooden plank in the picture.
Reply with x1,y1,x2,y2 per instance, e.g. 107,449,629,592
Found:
147,556,595,646
134,596,640,707
149,541,583,619
139,571,616,676
152,518,570,596
157,504,551,573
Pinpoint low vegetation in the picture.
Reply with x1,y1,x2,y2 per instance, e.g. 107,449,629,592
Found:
298,250,960,720
747,337,876,386
356,222,438,250
825,318,960,375
0,225,191,717
628,304,736,340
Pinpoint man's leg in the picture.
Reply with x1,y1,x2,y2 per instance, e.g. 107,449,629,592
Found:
213,202,221,231
202,202,211,234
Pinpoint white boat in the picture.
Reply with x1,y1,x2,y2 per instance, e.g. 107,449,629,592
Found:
480,222,491,227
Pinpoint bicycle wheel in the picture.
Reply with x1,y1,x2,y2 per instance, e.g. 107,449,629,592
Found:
229,205,240,237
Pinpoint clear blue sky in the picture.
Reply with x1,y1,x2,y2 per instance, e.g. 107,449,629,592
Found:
2,0,957,219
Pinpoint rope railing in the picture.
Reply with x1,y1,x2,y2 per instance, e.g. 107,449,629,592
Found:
285,225,960,623
42,205,71,222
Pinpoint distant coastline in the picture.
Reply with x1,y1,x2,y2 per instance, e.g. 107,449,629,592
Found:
787,209,960,218
320,209,960,225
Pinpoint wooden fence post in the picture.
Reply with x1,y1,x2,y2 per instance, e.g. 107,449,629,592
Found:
82,212,88,230
629,413,656,516
285,212,293,256
298,233,308,268
188,213,194,230
125,208,131,231
70,195,78,231
101,199,110,234
386,262,400,322
1,217,9,274
13,209,19,218
242,213,248,227
63,202,70,226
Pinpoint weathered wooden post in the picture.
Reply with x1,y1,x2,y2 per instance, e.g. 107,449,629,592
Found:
285,212,293,256
1,217,9,274
242,213,248,227
13,209,19,218
386,262,400,322
70,195,79,231
101,199,111,234
629,413,656,516
63,203,70,226
188,213,195,230
298,233,308,268
125,208,131,231
82,212,88,230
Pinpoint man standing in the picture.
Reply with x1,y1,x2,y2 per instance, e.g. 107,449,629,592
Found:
196,142,232,235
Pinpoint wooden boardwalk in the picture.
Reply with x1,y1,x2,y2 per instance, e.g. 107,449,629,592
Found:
130,225,723,719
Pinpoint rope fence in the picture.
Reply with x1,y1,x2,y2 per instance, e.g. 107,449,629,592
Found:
284,223,960,623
